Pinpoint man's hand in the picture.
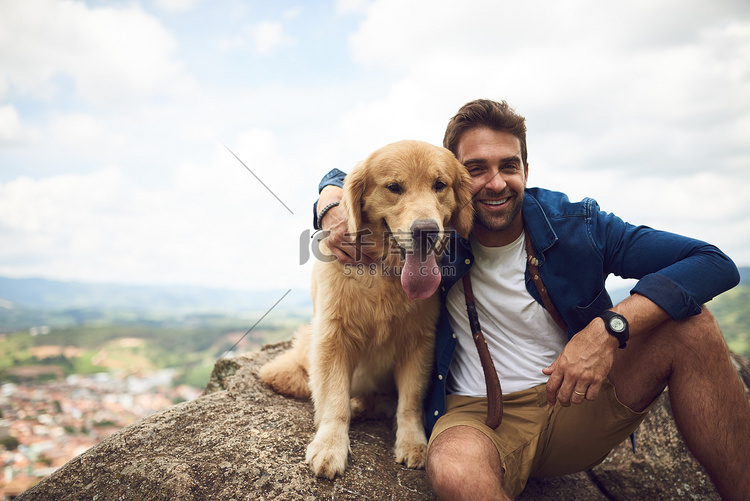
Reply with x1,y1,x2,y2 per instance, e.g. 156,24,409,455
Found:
317,185,378,265
542,320,619,407
542,294,671,407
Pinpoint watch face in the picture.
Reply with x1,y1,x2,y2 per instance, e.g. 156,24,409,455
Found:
610,317,626,333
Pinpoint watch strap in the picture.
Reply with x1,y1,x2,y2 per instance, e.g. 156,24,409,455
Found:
597,310,629,349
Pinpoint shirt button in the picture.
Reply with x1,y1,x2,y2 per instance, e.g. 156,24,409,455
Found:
438,374,443,380
464,259,471,265
434,410,439,417
452,333,457,339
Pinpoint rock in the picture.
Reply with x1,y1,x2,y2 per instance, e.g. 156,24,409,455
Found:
18,344,749,500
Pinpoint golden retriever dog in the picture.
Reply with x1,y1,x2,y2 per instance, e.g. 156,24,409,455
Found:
259,140,473,479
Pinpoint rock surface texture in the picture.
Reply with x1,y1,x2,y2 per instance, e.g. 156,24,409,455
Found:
19,341,750,500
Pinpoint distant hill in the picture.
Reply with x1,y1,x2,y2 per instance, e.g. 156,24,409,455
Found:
4,268,746,312
0,276,312,313
1,268,748,349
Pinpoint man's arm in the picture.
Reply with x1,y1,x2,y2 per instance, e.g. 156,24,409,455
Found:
543,200,739,407
314,170,377,265
312,169,346,229
597,213,739,322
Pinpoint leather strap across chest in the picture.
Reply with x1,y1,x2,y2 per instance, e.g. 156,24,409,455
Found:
523,228,567,333
462,228,568,429
462,272,503,429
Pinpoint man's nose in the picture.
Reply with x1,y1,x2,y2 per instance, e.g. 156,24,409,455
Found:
483,170,507,192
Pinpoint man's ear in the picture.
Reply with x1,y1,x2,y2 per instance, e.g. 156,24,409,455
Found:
524,162,529,187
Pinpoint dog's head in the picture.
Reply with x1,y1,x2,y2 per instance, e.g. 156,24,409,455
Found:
341,140,474,299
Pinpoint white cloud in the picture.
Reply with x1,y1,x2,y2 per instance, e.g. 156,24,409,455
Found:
252,20,292,55
46,112,127,151
215,19,294,55
153,0,203,14
336,0,374,16
0,128,315,289
283,8,302,19
349,0,749,67
0,104,37,144
0,105,21,142
0,0,192,104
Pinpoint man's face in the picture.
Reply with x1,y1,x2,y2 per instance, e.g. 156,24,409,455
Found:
455,127,528,247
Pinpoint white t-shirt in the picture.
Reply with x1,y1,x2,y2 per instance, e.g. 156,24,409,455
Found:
446,232,568,396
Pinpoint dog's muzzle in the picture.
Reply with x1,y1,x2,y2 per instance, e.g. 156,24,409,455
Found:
396,219,443,300
411,219,441,260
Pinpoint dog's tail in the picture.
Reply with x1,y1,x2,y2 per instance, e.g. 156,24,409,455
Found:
259,324,312,398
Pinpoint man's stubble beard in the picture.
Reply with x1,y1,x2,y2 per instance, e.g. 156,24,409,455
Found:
473,192,524,235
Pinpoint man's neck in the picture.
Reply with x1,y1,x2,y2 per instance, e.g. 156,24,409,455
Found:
474,217,524,247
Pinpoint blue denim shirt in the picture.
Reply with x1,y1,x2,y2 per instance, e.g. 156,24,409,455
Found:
315,170,740,432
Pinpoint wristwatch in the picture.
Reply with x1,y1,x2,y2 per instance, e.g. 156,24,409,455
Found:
597,311,629,349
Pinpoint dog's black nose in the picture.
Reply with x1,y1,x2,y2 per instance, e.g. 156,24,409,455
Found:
411,219,440,239
410,219,441,262
411,219,440,257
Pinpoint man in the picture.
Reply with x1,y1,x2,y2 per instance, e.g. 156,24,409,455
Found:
313,99,749,500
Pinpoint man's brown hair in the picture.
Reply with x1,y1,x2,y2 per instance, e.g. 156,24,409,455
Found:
443,99,528,166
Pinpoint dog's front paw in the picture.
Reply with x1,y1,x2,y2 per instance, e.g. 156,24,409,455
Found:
394,441,427,469
306,427,350,479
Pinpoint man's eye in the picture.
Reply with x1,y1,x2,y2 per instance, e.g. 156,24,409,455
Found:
434,180,447,192
386,183,402,194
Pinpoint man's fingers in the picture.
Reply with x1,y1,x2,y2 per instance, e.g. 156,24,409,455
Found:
323,234,378,266
557,377,579,407
571,387,587,404
584,380,603,401
545,371,562,406
330,247,356,265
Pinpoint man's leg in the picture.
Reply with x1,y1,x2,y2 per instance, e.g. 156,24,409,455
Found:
426,425,508,501
609,308,750,501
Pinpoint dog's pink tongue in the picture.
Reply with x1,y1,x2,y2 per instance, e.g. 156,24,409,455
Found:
401,252,441,300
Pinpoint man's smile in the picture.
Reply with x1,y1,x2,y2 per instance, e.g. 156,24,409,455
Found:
479,197,510,206
477,195,512,210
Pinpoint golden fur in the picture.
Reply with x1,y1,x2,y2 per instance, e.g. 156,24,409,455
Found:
259,140,473,479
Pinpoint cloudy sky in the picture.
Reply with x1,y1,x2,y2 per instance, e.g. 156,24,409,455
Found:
1,0,748,295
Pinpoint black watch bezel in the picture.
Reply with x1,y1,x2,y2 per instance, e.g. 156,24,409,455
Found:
597,310,629,349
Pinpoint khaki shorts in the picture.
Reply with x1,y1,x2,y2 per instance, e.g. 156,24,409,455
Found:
428,380,654,498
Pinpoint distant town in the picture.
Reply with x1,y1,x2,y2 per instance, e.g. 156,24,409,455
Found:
0,278,312,499
0,371,202,498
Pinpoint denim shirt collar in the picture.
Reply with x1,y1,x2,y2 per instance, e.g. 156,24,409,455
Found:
442,189,557,291
520,189,558,265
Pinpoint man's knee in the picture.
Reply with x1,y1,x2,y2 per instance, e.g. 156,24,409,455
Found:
427,428,477,486
426,446,468,496
426,426,505,499
611,307,730,410
640,307,724,354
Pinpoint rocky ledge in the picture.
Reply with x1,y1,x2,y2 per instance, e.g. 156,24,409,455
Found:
18,341,750,500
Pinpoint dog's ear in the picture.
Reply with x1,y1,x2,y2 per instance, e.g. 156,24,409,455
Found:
341,160,367,234
450,160,474,239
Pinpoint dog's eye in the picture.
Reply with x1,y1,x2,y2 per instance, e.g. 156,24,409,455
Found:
434,180,447,192
386,183,402,194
